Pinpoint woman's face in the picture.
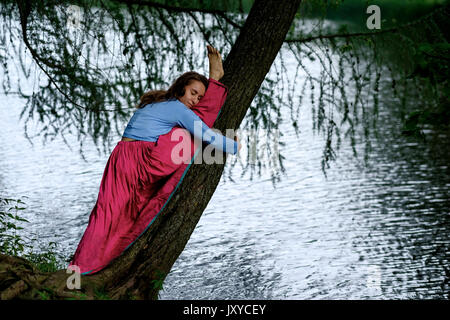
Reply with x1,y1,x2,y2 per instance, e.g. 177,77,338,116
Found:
178,80,206,109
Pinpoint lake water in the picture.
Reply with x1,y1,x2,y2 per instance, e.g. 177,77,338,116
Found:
0,14,448,299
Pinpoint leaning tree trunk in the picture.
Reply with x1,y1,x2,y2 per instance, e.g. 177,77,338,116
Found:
0,0,302,300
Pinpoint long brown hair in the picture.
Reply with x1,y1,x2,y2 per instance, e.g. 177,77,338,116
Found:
136,71,208,109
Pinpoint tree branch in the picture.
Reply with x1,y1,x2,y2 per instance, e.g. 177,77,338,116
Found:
16,0,87,111
186,11,211,44
285,5,448,44
213,13,234,46
115,0,243,28
284,27,400,44
216,12,243,29
114,0,242,15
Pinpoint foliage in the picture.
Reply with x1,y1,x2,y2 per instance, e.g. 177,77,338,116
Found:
0,197,68,273
24,241,68,273
0,198,28,256
150,269,166,299
285,3,449,172
93,286,111,300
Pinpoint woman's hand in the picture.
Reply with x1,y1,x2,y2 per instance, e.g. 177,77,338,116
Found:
207,45,224,81
234,135,242,152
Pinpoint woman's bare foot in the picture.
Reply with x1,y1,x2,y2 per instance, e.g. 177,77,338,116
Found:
207,45,224,81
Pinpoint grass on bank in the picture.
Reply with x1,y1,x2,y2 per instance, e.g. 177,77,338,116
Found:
0,197,68,273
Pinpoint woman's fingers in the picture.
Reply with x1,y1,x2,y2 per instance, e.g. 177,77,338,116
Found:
234,135,242,151
207,45,220,56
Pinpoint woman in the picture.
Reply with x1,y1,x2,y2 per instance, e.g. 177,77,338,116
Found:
69,45,239,275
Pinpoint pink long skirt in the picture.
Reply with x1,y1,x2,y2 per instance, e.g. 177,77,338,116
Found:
69,79,228,274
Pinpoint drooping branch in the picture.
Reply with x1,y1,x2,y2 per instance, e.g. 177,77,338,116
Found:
16,0,86,111
16,0,120,114
187,11,211,43
285,5,449,44
118,0,245,29
281,3,449,170
7,0,246,154
114,0,245,15
285,27,401,44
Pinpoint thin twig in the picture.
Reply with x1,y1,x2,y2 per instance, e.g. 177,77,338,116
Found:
285,5,448,44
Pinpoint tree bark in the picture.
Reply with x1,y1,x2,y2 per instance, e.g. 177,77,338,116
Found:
0,0,302,300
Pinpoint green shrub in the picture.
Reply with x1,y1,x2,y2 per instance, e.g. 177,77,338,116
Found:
0,197,68,273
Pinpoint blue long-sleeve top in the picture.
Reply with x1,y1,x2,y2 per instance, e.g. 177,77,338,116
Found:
122,99,238,154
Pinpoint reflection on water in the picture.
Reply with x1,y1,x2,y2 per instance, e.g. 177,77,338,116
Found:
1,94,449,299
158,103,449,299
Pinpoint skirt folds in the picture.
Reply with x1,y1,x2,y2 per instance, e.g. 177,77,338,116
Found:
69,79,229,275
70,140,165,274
